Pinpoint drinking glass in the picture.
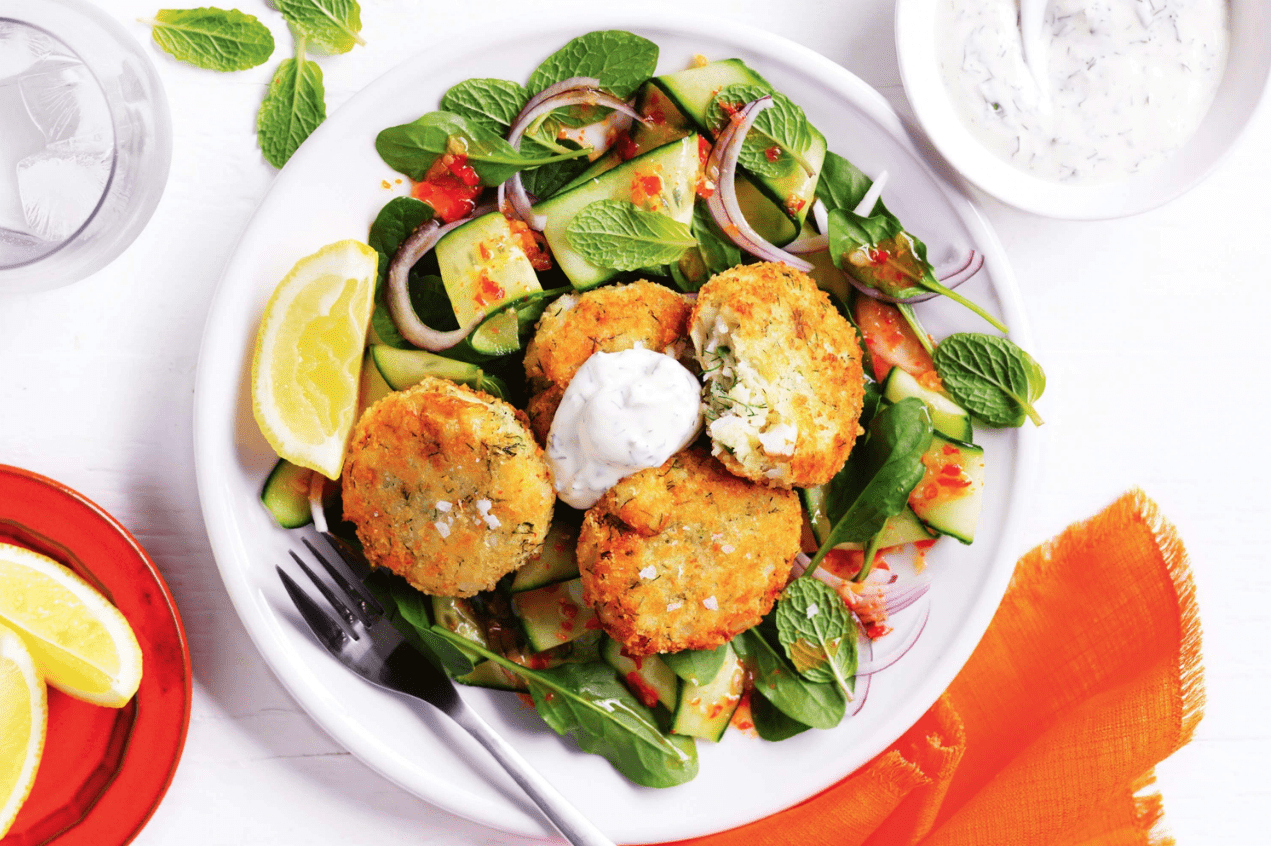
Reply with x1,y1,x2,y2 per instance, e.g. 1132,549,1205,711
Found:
0,0,171,293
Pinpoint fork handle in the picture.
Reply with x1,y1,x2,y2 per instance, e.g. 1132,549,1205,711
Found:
447,699,615,846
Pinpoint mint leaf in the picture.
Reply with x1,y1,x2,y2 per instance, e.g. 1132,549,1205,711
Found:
566,200,695,271
440,78,530,133
774,579,858,695
257,44,325,168
146,7,275,71
527,30,658,99
809,397,933,570
375,111,590,185
708,84,811,178
274,0,364,54
934,333,1046,427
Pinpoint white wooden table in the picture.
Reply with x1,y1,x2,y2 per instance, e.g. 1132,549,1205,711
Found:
1,1,1266,842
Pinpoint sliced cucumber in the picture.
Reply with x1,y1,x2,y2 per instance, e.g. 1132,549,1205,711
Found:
359,349,394,409
370,344,488,391
909,433,985,544
882,367,973,442
511,577,598,652
535,135,700,290
260,458,313,529
649,59,825,240
510,514,582,592
431,595,489,662
434,210,543,330
456,660,526,691
671,642,744,742
602,637,679,711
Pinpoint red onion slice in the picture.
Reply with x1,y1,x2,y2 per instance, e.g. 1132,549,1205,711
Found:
704,97,814,272
501,86,645,231
852,598,931,677
387,212,488,350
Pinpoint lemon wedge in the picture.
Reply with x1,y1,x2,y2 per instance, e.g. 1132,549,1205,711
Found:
0,542,142,708
251,239,379,480
0,623,45,838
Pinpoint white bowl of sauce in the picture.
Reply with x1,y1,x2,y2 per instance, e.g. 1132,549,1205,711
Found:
895,0,1271,218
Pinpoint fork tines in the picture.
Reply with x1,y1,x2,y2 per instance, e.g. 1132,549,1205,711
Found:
285,535,384,634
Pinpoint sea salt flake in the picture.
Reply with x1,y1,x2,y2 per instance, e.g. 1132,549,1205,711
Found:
806,602,819,619
639,565,657,580
435,500,452,512
666,601,682,612
702,596,718,611
434,521,451,538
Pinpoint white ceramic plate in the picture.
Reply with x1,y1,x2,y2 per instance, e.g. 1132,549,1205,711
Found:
194,13,1039,842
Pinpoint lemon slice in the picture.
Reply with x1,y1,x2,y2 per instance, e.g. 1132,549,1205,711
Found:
252,239,378,480
0,624,45,837
0,543,142,708
0,624,45,838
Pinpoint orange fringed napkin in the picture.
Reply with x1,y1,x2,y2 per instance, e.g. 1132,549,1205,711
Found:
658,488,1204,846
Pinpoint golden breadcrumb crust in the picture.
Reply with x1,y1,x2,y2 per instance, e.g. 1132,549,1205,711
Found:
577,447,801,656
341,377,554,597
689,262,865,488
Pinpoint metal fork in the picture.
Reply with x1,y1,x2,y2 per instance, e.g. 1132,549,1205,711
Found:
277,535,613,846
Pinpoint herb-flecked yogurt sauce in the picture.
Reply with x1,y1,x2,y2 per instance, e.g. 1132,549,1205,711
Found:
546,347,703,509
936,0,1230,184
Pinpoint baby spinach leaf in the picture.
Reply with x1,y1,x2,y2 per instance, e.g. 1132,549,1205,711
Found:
749,691,812,741
425,629,698,787
375,111,590,185
808,397,933,571
566,200,696,271
733,628,846,730
661,644,728,686
815,150,877,214
519,138,591,200
526,30,659,99
362,571,477,677
933,333,1046,427
257,42,326,168
774,579,858,695
275,0,364,54
708,84,812,178
527,662,698,787
146,7,275,71
439,78,530,133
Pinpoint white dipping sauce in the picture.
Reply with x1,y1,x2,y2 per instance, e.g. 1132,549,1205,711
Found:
937,0,1230,184
546,347,703,509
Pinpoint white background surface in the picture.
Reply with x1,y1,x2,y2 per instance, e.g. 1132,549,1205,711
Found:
0,1,1266,843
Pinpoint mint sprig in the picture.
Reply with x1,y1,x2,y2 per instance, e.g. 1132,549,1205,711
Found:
275,0,365,54
774,579,858,696
566,199,696,271
144,7,275,71
257,39,326,169
934,333,1046,427
526,30,658,99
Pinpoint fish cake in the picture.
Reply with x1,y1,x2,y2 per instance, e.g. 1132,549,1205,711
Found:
577,447,801,656
689,262,865,488
524,280,692,443
341,377,554,597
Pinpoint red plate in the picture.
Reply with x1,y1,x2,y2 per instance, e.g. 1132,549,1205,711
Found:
0,465,192,846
